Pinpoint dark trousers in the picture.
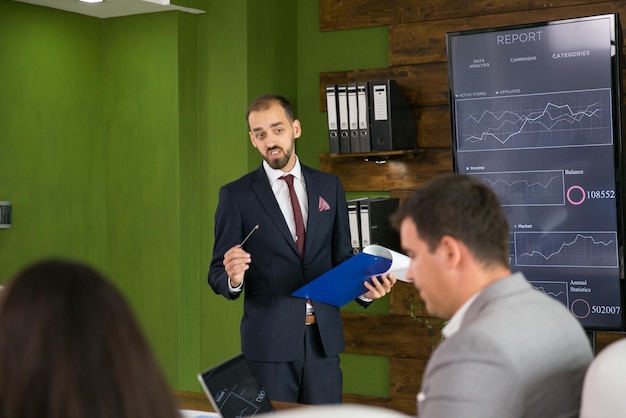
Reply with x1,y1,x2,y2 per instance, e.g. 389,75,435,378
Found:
249,324,343,405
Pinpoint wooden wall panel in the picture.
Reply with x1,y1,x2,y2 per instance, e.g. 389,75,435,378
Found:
342,358,426,413
319,0,626,414
319,0,609,31
596,332,626,351
389,1,626,66
341,313,441,412
342,394,389,409
320,64,448,112
389,358,426,412
342,312,444,359
416,105,451,148
319,149,452,192
390,281,427,317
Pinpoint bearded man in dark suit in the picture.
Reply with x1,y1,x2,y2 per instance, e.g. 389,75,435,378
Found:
208,94,396,405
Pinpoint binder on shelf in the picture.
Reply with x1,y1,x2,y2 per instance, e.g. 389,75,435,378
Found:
336,84,351,153
347,197,369,254
359,197,401,252
292,244,411,307
325,85,340,154
356,82,371,152
369,80,417,151
347,83,360,153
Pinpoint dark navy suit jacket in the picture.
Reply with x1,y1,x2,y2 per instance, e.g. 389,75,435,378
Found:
208,164,353,362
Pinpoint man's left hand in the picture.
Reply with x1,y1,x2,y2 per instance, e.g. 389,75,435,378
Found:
362,273,397,300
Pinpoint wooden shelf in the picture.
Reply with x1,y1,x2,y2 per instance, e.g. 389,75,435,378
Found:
319,148,452,193
326,149,418,160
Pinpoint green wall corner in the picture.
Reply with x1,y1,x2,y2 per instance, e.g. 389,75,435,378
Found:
0,0,391,398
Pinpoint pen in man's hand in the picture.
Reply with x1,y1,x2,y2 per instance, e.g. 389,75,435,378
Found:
240,224,259,247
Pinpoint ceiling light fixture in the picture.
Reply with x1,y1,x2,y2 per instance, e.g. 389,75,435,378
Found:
79,0,103,3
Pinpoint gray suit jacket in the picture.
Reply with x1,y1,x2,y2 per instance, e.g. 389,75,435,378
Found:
417,273,593,418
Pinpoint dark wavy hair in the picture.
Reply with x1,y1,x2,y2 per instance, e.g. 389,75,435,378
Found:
0,259,180,418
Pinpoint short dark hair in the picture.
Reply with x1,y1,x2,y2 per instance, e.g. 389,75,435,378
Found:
392,173,510,267
0,259,180,418
246,94,295,126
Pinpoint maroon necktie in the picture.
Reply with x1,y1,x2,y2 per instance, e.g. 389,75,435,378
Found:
281,174,305,258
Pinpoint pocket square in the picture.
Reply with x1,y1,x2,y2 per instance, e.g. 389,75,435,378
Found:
318,196,331,212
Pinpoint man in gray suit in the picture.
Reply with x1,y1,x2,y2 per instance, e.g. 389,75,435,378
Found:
392,174,593,418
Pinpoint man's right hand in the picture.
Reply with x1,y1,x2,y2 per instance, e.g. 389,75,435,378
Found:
223,245,251,287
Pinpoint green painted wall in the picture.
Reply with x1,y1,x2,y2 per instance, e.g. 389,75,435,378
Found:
0,0,391,398
101,11,183,385
294,0,391,397
199,0,250,380
198,0,298,384
0,1,190,385
246,0,298,170
296,1,388,168
0,2,105,273
177,10,202,390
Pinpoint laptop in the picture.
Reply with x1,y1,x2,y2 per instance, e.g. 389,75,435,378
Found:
197,353,275,418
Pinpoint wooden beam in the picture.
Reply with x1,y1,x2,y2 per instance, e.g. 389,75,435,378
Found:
342,312,445,359
320,0,611,32
390,1,626,66
320,149,452,192
320,64,449,112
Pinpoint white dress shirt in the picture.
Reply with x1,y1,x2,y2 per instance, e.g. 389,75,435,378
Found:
228,157,309,296
441,291,481,339
264,157,308,241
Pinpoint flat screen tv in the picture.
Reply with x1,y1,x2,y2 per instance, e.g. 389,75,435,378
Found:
446,14,625,331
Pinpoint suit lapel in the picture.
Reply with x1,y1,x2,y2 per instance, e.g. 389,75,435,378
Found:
251,166,300,256
302,167,320,261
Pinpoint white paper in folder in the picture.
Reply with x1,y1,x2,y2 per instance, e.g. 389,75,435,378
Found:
362,244,411,283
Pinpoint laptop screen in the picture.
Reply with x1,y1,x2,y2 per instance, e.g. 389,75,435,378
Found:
197,354,274,418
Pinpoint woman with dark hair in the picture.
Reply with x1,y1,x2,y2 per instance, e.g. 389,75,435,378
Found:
0,259,181,418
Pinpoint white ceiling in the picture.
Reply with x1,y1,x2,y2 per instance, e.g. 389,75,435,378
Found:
14,0,206,19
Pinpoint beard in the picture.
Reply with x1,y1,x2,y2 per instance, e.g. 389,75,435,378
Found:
265,144,294,170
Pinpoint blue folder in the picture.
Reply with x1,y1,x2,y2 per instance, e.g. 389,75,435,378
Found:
292,252,393,307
